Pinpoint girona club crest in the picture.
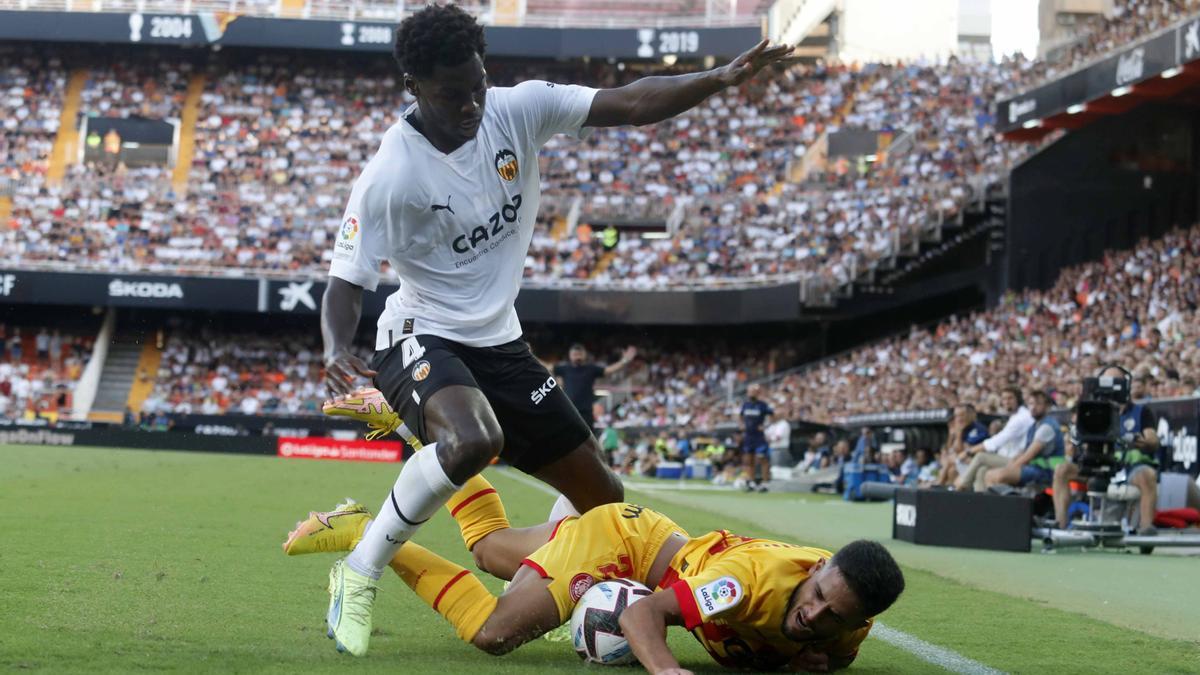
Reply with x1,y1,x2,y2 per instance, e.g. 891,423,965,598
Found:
495,149,518,182
569,573,595,602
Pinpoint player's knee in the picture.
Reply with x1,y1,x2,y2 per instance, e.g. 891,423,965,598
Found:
442,425,504,476
470,540,515,579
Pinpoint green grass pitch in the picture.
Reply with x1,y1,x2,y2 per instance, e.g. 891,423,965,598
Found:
2,444,1198,673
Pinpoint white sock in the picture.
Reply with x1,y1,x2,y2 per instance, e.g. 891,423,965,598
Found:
345,444,459,579
547,493,580,522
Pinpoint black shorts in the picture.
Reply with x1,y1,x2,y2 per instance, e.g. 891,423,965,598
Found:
371,334,593,474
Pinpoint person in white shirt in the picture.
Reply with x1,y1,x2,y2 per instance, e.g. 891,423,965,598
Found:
317,3,795,656
955,387,1035,492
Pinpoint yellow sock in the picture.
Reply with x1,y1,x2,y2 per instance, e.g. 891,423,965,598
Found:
390,543,498,642
444,474,510,551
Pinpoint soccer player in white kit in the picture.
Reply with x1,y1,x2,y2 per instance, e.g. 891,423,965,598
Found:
319,4,794,655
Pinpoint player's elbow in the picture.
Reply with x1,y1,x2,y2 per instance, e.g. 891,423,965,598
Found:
470,629,521,656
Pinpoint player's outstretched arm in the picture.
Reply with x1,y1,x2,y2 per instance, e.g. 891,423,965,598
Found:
322,277,377,397
618,589,693,675
584,39,794,128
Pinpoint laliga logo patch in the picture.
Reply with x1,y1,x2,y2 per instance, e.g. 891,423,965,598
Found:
411,360,431,382
495,149,518,182
712,579,739,605
335,213,360,259
569,573,595,602
695,576,742,617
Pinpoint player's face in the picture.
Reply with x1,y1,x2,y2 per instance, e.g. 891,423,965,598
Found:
748,384,761,399
413,53,488,143
569,347,585,364
782,561,867,642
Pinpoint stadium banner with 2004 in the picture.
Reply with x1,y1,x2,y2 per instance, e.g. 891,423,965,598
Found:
0,10,759,59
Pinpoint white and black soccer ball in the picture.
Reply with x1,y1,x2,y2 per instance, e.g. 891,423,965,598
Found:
569,578,653,665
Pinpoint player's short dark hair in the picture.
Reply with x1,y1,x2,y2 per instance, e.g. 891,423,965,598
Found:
393,4,487,78
1030,390,1053,406
569,343,585,352
830,540,904,618
956,402,976,414
1001,387,1023,406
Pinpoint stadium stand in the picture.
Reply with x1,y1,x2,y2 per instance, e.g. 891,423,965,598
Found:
1,52,1025,294
0,46,65,191
1006,0,1200,95
703,223,1200,425
0,323,93,421
143,328,337,416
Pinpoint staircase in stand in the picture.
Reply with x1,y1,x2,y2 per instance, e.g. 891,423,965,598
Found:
89,337,147,422
46,69,87,187
172,72,207,195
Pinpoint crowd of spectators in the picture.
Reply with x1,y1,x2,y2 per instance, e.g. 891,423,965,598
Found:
0,46,65,191
78,56,190,120
0,324,91,421
1005,0,1200,96
2,50,1022,291
693,222,1200,428
97,221,1200,432
141,328,363,416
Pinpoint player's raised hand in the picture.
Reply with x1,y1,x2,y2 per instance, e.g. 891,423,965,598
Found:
718,39,794,87
324,350,378,397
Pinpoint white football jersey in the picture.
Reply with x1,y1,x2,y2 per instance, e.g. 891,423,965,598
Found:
329,80,597,349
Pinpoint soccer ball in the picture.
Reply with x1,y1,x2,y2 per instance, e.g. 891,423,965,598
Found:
569,578,653,665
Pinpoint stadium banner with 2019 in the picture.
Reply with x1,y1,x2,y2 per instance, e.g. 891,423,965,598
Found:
0,10,760,59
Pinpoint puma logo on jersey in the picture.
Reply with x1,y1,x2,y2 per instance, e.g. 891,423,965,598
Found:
530,376,558,405
431,195,455,214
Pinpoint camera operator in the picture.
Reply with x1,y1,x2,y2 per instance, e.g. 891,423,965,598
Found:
955,388,1033,492
1052,368,1160,534
983,390,1064,490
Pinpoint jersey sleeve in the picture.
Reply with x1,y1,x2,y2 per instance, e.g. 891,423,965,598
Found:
506,80,598,147
328,181,389,292
669,559,756,631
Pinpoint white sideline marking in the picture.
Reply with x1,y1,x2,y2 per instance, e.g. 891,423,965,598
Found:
496,468,1005,674
494,467,558,496
863,622,1005,674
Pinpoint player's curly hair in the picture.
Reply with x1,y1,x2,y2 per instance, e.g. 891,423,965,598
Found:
830,540,905,618
393,4,487,78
